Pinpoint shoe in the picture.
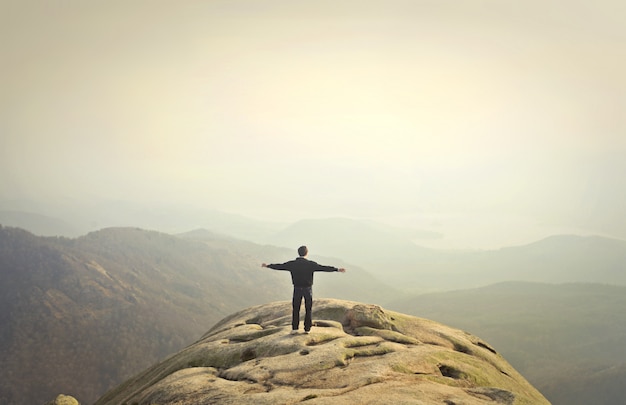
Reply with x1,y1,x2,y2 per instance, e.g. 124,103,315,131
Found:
290,330,298,335
304,330,310,334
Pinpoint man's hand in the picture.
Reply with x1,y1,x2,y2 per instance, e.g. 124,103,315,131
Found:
261,263,268,268
338,268,346,273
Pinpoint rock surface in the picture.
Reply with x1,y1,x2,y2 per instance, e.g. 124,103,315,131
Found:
95,299,550,405
45,394,80,405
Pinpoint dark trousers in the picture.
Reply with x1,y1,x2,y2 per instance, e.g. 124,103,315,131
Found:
292,286,313,331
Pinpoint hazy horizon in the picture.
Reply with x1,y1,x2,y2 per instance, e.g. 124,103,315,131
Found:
2,1,625,249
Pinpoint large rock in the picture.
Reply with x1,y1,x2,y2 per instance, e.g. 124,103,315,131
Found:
95,299,549,404
45,394,80,405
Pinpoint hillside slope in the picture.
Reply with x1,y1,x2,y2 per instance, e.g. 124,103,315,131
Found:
0,226,392,405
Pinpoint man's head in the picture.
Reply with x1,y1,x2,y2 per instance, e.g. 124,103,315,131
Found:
298,245,308,257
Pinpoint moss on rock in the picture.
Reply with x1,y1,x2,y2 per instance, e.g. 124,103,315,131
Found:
95,299,550,405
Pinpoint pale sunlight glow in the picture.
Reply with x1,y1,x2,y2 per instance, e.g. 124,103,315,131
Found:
1,0,625,248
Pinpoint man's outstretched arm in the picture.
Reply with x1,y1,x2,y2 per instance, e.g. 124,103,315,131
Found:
261,262,290,271
313,263,346,273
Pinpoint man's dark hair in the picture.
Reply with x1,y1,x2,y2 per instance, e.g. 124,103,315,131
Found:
298,246,308,257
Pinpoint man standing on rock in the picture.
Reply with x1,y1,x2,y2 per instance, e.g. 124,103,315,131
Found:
262,246,346,334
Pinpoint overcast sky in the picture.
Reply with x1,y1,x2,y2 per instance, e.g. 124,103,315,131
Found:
2,0,625,248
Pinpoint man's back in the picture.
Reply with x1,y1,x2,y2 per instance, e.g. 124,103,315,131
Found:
262,246,346,333
266,257,338,287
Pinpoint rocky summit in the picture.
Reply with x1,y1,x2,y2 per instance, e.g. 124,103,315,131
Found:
94,299,549,405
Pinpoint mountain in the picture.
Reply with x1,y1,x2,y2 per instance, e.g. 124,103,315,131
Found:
268,218,626,291
0,210,82,237
477,235,626,284
265,217,436,262
0,226,393,405
179,228,399,305
6,204,625,291
3,219,623,403
94,299,549,405
389,234,626,291
388,281,626,405
0,199,284,242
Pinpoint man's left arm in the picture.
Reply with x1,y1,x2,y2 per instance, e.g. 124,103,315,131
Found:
314,263,346,273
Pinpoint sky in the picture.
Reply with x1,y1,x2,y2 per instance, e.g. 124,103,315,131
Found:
1,0,625,249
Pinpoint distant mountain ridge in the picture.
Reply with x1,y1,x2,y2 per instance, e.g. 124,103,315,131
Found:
4,205,625,291
0,210,82,237
0,202,285,241
483,234,626,282
265,217,626,291
0,225,392,405
266,217,433,260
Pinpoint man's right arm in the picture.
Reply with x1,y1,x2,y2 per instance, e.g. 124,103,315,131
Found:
261,262,290,271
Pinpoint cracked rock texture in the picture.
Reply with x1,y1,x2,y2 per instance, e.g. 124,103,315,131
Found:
94,299,550,405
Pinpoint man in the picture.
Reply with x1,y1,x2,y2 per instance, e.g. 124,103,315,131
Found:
262,245,346,334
